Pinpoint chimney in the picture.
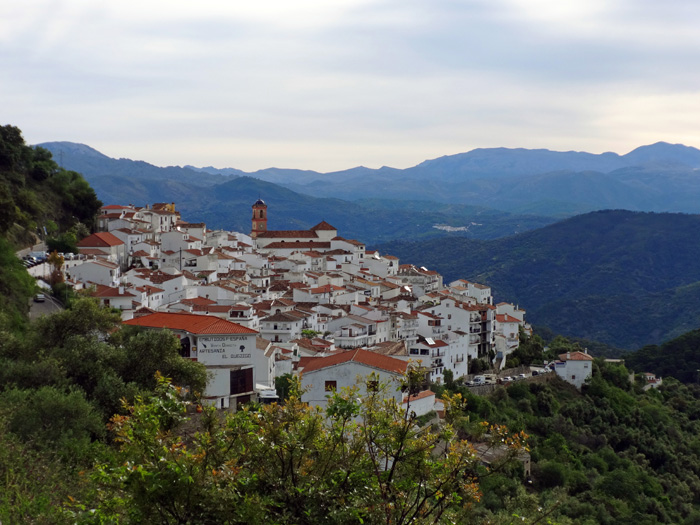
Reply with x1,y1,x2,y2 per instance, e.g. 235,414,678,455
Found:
567,352,571,360
119,285,124,294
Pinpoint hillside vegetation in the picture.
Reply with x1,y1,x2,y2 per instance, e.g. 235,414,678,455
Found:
0,126,101,248
624,329,700,383
439,354,700,524
377,210,700,349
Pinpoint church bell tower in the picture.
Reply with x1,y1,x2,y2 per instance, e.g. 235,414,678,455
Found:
251,198,267,239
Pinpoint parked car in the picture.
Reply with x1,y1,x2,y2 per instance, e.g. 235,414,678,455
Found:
472,375,487,386
34,293,46,302
502,376,514,383
518,373,527,380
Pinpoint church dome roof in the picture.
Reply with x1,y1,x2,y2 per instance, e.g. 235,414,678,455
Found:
253,198,266,206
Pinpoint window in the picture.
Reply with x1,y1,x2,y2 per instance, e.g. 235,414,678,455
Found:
325,381,337,392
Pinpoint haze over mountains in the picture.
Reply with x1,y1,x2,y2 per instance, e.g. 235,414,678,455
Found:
42,141,700,222
39,141,563,243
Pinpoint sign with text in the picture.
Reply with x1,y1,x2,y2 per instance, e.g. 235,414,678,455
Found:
196,335,253,365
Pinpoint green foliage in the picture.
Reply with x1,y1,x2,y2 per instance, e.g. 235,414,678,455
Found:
0,237,35,332
469,358,489,374
624,328,700,383
73,377,527,524
0,386,104,456
0,124,101,246
301,328,320,339
0,298,206,423
378,210,700,349
275,372,295,401
509,328,545,366
441,359,700,523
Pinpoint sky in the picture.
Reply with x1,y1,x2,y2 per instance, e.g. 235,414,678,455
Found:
3,0,700,172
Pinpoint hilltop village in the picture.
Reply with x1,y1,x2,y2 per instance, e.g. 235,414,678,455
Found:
55,200,575,411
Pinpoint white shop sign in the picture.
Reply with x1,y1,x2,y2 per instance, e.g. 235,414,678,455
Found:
196,335,252,364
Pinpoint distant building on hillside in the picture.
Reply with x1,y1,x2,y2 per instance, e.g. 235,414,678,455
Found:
554,350,594,389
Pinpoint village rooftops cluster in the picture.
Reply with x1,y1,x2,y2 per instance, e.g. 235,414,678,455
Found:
56,200,545,411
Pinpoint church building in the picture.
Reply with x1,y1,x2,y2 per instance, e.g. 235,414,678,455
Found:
250,199,339,251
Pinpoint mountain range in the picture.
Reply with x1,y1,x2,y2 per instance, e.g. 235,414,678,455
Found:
42,141,700,222
376,209,700,350
37,142,558,243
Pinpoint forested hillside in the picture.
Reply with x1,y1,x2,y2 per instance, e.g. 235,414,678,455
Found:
377,210,700,349
0,126,101,248
439,354,700,524
624,329,700,383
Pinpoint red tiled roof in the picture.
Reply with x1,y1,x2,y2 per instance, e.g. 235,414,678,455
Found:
124,312,258,334
310,221,337,231
403,390,435,403
310,284,345,294
77,231,124,248
89,284,135,298
297,356,322,369
558,351,594,361
257,230,318,239
263,241,331,250
495,314,520,323
301,348,408,375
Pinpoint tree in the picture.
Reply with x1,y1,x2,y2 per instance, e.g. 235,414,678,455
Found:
46,250,65,286
301,328,321,339
77,376,528,524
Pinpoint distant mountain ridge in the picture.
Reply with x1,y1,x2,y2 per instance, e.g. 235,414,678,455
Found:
40,141,700,218
37,142,557,243
186,141,700,215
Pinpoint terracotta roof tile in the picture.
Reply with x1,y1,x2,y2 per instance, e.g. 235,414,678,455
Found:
77,231,125,248
124,312,258,334
301,348,408,375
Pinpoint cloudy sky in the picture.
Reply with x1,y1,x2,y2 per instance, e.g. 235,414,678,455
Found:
3,0,700,172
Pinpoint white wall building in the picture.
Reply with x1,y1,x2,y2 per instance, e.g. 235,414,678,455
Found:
554,351,594,389
124,312,260,409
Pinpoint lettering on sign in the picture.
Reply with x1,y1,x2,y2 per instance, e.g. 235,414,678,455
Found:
197,335,252,364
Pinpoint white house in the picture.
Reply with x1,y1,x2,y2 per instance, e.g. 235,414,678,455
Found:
76,231,127,268
124,312,259,409
554,351,594,389
69,259,121,288
300,349,408,409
